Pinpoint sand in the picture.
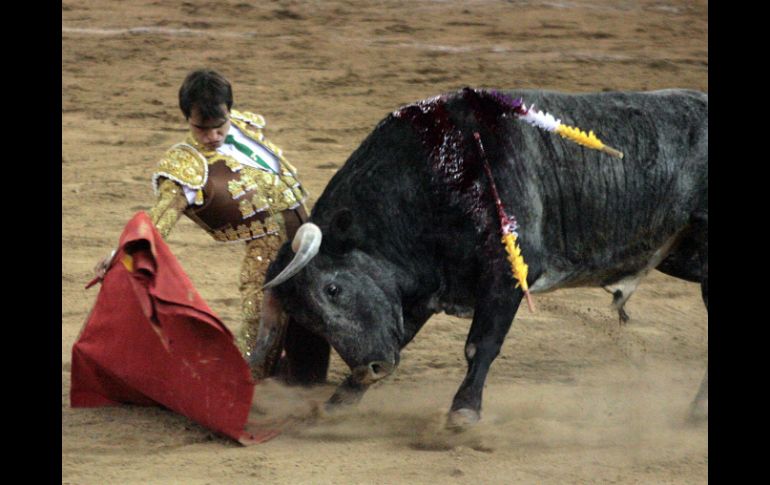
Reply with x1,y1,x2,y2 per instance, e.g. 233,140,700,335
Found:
62,0,707,483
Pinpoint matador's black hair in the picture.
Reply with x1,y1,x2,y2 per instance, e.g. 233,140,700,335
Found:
178,69,233,120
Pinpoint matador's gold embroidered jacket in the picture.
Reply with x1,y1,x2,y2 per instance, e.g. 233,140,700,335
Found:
148,109,308,241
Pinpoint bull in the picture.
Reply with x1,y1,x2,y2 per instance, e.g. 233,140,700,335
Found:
252,87,708,426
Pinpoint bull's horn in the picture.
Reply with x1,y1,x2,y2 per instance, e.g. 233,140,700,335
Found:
263,222,322,289
247,288,287,378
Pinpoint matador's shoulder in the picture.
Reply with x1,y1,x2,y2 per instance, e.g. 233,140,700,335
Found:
152,143,209,195
230,109,266,129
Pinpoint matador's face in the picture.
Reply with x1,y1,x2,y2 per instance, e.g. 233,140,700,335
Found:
188,104,231,151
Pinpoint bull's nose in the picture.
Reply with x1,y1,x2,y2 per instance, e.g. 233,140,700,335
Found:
369,361,394,378
351,360,395,385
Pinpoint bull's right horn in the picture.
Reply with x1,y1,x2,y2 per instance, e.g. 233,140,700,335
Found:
263,222,322,289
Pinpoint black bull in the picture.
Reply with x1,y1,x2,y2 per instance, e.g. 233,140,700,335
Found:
254,87,708,425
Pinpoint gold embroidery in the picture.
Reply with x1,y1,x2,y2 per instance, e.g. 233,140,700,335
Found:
263,139,283,157
278,156,299,175
236,224,251,239
262,169,278,188
249,220,265,237
208,216,282,243
184,134,217,158
278,188,293,207
224,159,242,172
236,234,284,366
156,208,183,239
155,144,207,189
251,193,269,212
206,154,232,167
240,170,259,192
239,199,256,218
241,166,262,181
148,179,179,220
222,164,307,212
231,109,266,129
264,215,280,234
148,178,187,239
228,179,246,199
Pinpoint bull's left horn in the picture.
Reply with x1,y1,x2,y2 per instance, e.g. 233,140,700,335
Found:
263,222,322,289
248,288,287,378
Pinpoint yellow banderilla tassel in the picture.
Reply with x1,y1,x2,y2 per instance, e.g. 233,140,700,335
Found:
473,130,536,312
555,124,624,159
502,232,535,312
502,232,528,291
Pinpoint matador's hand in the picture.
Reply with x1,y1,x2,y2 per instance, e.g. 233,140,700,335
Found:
93,249,117,280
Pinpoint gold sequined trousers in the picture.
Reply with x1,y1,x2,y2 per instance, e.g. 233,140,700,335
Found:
235,233,285,366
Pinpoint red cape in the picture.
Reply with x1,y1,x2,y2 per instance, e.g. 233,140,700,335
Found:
70,212,279,444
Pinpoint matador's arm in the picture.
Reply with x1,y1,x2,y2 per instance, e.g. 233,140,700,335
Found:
147,177,189,239
91,170,191,284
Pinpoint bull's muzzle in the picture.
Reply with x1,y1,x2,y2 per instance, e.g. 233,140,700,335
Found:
263,222,322,289
350,360,396,386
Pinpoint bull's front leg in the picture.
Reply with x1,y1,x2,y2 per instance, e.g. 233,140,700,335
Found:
448,280,523,428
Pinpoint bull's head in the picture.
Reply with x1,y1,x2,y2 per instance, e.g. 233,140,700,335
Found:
253,212,404,393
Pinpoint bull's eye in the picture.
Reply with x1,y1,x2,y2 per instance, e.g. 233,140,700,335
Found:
325,283,340,297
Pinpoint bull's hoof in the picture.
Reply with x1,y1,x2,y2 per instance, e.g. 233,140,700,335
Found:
446,408,481,430
618,307,630,324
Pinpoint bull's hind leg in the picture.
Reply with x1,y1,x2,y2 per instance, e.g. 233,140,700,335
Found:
689,368,708,423
603,277,642,324
689,215,708,422
657,211,708,422
448,277,523,428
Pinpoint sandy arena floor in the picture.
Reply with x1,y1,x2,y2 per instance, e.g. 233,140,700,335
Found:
62,1,707,483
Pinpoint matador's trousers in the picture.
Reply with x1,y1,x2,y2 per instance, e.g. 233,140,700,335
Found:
235,206,307,377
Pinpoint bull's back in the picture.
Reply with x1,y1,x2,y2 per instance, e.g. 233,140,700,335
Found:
495,89,707,291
